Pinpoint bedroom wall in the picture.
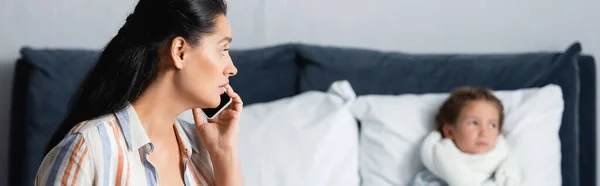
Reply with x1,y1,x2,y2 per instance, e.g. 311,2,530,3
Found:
0,0,598,185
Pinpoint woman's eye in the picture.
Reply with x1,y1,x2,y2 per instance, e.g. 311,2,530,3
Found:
220,49,229,55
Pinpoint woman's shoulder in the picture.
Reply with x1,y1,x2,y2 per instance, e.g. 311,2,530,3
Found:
46,114,119,151
54,114,122,153
37,115,117,186
69,113,117,135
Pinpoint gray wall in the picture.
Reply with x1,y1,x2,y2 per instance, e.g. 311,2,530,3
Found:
1,0,599,185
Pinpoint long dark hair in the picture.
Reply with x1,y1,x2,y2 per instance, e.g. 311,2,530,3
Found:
45,0,227,154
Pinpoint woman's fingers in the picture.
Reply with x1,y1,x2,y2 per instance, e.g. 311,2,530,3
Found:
224,84,243,111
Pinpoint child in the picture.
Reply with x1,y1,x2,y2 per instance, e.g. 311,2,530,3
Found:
412,87,521,186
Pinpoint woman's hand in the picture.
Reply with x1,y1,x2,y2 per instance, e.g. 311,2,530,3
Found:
193,84,243,186
193,84,243,155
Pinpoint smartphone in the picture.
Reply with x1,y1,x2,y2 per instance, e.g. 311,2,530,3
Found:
202,92,233,119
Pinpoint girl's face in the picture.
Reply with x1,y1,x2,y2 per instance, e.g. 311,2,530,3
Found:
443,100,501,154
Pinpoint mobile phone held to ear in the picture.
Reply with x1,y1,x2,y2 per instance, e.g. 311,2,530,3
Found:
201,92,233,119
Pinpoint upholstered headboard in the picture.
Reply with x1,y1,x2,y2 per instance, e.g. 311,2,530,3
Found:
10,43,596,186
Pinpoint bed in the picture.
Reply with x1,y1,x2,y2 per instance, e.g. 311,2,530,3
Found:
10,42,595,186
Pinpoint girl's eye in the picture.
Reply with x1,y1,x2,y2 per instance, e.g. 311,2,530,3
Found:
468,121,477,126
488,123,496,128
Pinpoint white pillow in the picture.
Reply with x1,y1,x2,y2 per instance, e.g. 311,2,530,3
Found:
179,80,360,186
351,84,563,186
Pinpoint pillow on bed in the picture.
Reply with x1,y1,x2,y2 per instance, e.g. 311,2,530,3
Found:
351,84,563,186
179,80,360,186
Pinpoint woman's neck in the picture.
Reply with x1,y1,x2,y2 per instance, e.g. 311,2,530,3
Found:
131,76,188,141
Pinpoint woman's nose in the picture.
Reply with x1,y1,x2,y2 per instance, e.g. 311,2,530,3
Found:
225,64,238,76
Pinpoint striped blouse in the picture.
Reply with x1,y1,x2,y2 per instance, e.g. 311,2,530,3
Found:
35,104,215,186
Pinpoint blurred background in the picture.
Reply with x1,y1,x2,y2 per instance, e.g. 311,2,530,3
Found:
1,0,599,185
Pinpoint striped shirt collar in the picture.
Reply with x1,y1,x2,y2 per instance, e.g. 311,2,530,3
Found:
115,104,199,155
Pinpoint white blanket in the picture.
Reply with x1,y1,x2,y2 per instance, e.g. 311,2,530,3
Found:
419,131,522,186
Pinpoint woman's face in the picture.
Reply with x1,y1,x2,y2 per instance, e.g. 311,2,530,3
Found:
443,100,501,154
173,14,237,108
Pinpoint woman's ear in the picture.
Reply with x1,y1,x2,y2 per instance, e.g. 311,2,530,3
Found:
442,123,454,139
170,36,187,69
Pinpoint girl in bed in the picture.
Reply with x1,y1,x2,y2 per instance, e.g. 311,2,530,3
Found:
413,87,522,186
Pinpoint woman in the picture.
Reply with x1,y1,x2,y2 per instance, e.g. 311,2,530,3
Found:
35,0,242,185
